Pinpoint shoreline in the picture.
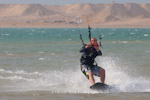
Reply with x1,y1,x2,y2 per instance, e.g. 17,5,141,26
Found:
1,23,150,28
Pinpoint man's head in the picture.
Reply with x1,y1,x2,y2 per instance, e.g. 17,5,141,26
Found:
91,38,98,46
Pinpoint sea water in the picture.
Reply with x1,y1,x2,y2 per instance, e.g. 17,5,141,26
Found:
0,28,150,99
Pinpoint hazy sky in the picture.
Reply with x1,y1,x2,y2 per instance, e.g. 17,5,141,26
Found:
0,0,150,5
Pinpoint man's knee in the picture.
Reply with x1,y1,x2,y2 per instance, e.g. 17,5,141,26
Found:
100,68,105,74
89,72,93,76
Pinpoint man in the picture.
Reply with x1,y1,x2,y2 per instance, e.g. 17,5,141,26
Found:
80,38,105,85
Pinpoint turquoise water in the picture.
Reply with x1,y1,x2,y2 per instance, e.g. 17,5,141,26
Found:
0,28,150,93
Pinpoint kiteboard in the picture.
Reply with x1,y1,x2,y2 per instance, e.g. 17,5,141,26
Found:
90,82,110,91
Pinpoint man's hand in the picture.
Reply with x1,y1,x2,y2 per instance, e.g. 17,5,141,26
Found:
94,42,100,51
85,43,92,48
86,43,100,52
94,45,100,51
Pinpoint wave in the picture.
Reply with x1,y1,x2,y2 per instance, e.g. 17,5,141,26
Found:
98,56,150,93
0,68,41,75
0,56,150,93
112,41,150,44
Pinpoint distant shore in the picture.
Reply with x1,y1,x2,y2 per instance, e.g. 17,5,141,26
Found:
0,23,150,28
1,3,150,28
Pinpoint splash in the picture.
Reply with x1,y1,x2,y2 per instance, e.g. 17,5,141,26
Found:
97,56,150,93
0,56,150,93
0,68,93,93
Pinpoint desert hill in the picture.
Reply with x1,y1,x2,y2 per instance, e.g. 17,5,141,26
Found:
0,3,150,27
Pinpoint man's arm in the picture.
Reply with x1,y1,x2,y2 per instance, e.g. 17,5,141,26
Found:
97,50,102,56
94,45,102,56
85,43,92,48
79,44,86,52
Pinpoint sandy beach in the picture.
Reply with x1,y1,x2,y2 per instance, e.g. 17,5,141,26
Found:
1,3,150,28
1,22,150,28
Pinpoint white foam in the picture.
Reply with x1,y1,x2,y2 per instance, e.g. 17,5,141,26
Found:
39,58,45,60
51,53,56,56
27,69,93,93
135,29,138,31
0,68,41,76
130,32,136,35
145,51,150,53
1,33,10,36
0,76,34,81
118,41,128,43
38,51,45,54
144,34,149,37
6,53,14,56
0,56,150,93
0,68,92,93
97,56,150,93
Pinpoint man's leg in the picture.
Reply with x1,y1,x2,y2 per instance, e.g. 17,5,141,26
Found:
100,68,105,83
89,72,95,85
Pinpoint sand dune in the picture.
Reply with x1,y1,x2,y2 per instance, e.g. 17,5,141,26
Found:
22,4,57,16
0,3,150,28
0,4,57,16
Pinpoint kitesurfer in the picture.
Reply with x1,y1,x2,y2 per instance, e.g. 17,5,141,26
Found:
80,38,105,85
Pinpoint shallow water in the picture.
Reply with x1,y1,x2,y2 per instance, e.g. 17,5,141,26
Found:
0,91,150,100
0,28,150,99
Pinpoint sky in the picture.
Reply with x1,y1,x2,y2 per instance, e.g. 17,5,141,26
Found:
0,0,150,5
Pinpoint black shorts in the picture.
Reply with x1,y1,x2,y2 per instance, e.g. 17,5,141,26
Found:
80,64,102,79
